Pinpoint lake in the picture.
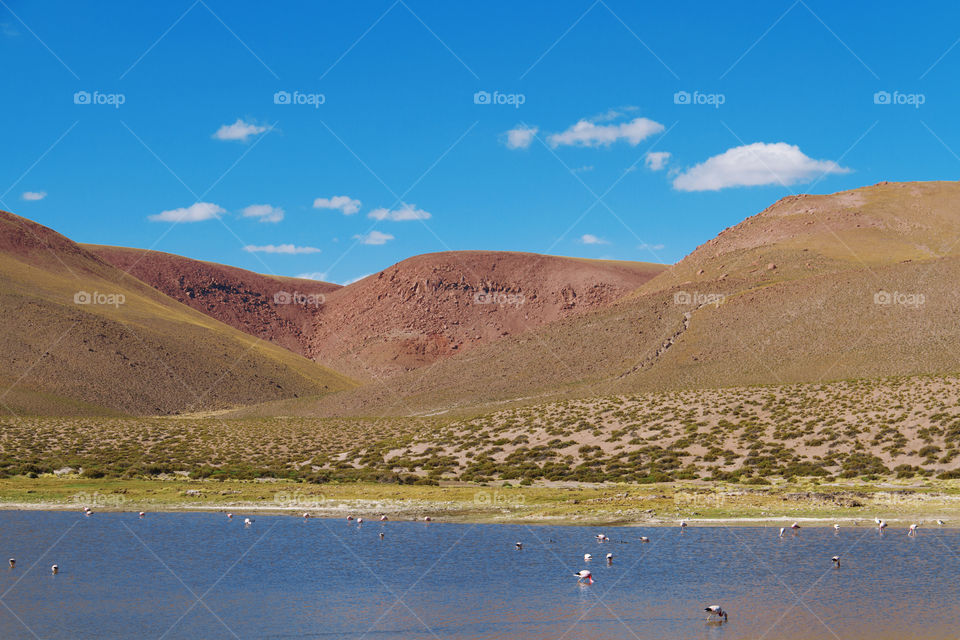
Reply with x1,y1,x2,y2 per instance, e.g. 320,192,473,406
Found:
0,511,955,639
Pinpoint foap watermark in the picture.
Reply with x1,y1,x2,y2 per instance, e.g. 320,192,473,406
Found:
273,291,325,307
673,90,725,108
473,490,526,507
473,290,525,307
473,90,525,108
273,90,325,108
873,90,925,108
673,291,725,307
874,290,925,308
74,290,125,308
273,490,327,510
71,491,127,509
73,90,125,108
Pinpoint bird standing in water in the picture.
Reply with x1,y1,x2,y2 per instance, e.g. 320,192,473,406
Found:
575,570,593,584
832,556,840,568
705,605,727,622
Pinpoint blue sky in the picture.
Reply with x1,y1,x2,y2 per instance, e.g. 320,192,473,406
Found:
2,1,960,284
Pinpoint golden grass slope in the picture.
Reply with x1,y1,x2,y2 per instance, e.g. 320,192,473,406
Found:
0,211,356,415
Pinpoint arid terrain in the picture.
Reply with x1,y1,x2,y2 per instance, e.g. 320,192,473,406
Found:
3,180,960,490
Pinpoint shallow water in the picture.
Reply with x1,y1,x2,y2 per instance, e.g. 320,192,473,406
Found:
0,511,956,639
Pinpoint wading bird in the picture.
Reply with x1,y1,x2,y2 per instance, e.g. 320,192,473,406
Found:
704,605,727,622
227,513,233,520
937,519,945,526
575,570,593,584
424,516,431,522
779,528,785,538
832,556,840,568
380,515,388,521
680,521,687,531
515,542,523,550
379,532,384,540
639,537,650,543
303,513,310,520
357,518,364,524
51,565,58,575
596,533,608,542
791,522,801,530
908,523,919,536
244,518,253,527
139,512,145,519
584,553,592,561
606,553,613,564
833,524,840,532
7,559,13,569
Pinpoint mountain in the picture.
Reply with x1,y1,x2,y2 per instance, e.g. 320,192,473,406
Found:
229,180,960,417
92,246,666,380
0,211,355,416
85,245,339,358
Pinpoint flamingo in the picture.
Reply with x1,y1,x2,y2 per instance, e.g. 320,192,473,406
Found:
380,515,388,522
878,520,888,533
423,516,432,522
139,512,145,519
680,521,688,531
227,513,233,520
515,542,523,550
244,518,253,527
833,524,840,532
596,533,608,542
379,532,385,540
575,570,593,584
606,553,613,564
51,565,59,575
7,559,14,569
937,519,945,526
908,523,919,536
639,536,650,543
779,527,785,538
303,513,311,520
584,553,593,561
357,518,364,524
832,556,840,568
347,515,354,521
790,522,801,530
705,605,727,622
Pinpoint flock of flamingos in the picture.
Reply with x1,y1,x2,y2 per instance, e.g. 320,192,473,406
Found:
8,505,945,626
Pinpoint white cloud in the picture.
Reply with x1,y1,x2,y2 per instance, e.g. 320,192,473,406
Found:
571,165,594,174
296,271,329,281
148,202,225,223
644,151,671,171
21,191,46,201
505,125,538,150
580,234,609,245
313,195,361,215
638,242,665,251
355,230,394,245
241,204,284,223
368,203,431,221
244,244,321,254
341,273,372,285
672,142,850,191
548,116,664,148
213,118,269,142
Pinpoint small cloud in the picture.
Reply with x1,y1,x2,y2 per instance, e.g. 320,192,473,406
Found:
368,203,431,221
341,273,372,285
21,191,47,201
571,165,594,174
244,244,321,254
580,234,609,245
637,242,665,251
213,118,269,142
548,116,664,148
672,142,850,191
1,23,18,37
296,271,329,281
241,204,284,223
644,151,671,171
148,202,224,223
313,195,361,215
355,230,394,245
504,125,538,150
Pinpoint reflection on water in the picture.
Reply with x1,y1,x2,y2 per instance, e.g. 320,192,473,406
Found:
0,511,955,639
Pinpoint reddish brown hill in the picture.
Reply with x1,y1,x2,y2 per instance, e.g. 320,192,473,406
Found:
86,245,339,357
307,251,666,379
0,211,354,415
